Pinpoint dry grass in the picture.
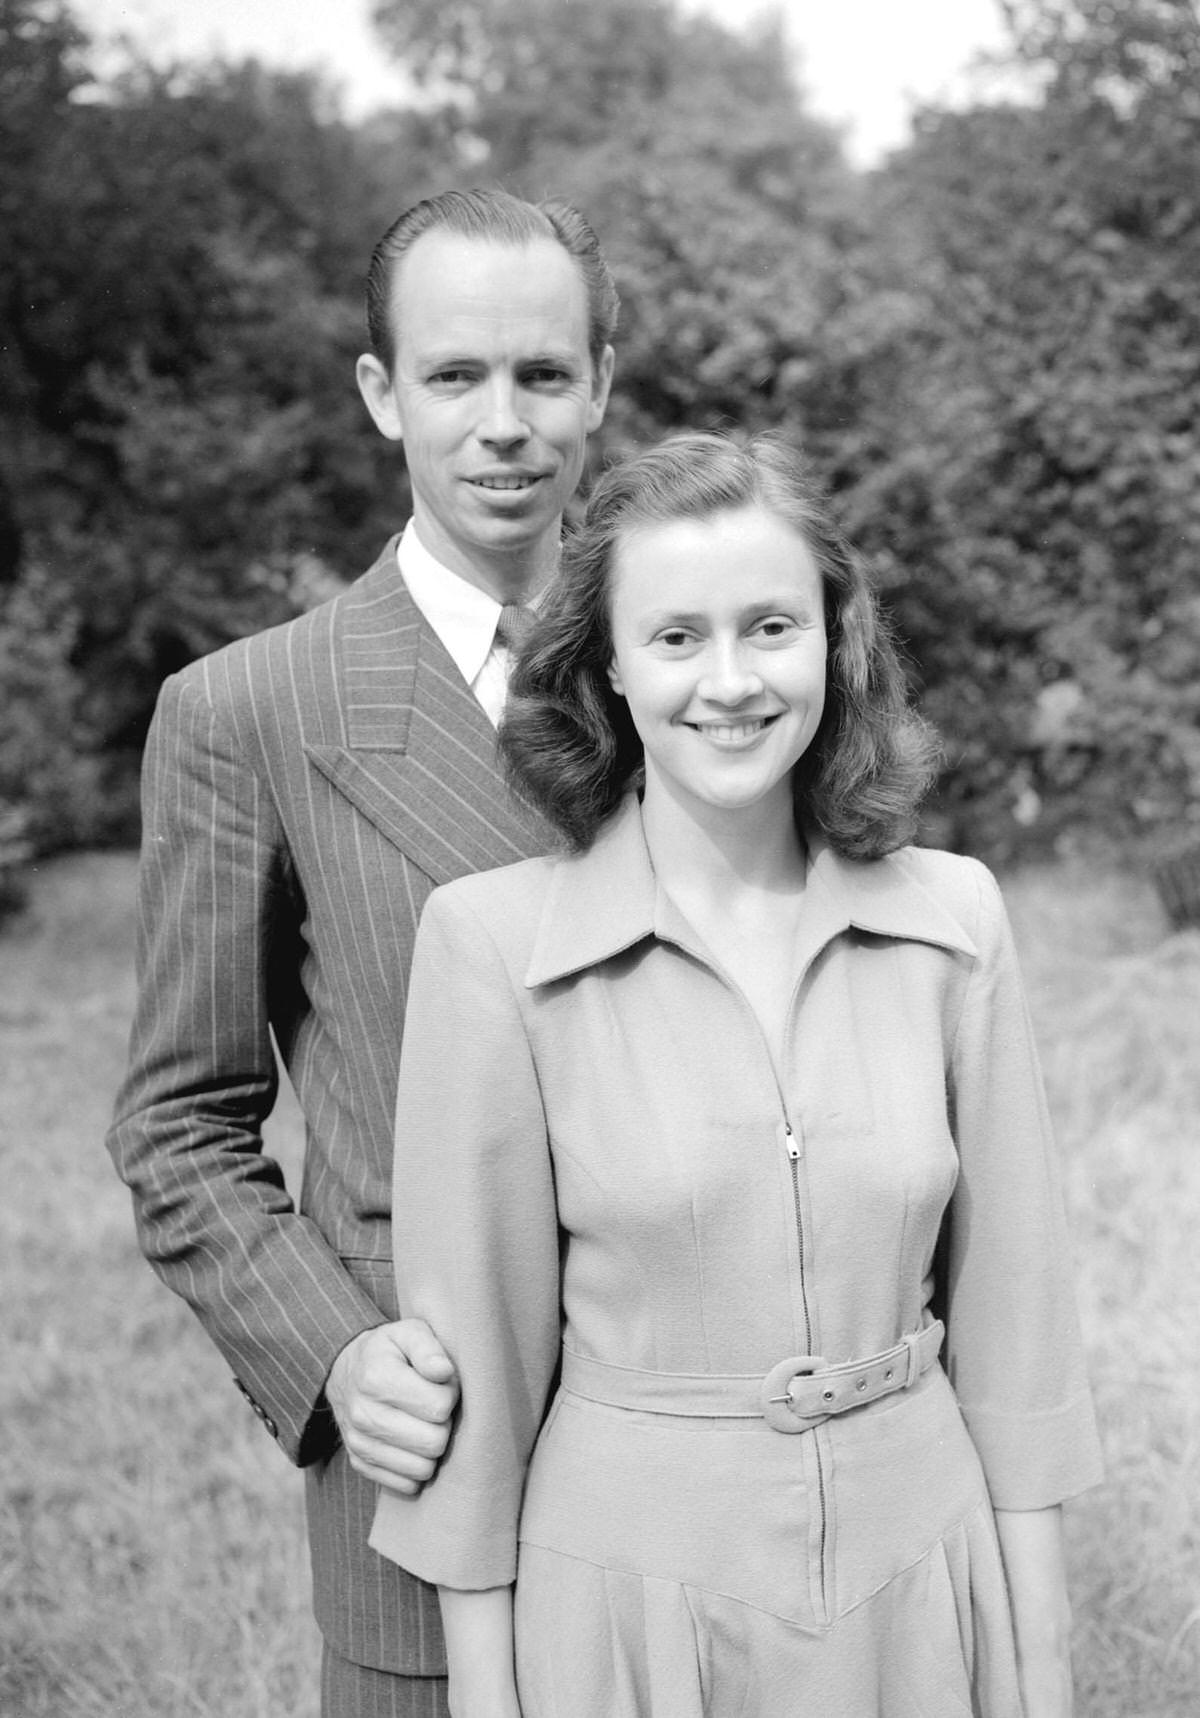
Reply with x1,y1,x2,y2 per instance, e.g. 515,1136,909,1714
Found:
1,848,1197,1715
0,854,318,1717
1002,860,1200,1718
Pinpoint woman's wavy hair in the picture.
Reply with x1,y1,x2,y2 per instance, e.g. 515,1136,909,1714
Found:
501,432,941,859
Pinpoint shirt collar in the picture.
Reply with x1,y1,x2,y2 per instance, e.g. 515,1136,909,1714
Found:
397,522,556,688
397,521,502,688
524,796,977,988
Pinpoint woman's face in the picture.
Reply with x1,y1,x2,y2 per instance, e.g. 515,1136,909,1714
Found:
606,504,827,825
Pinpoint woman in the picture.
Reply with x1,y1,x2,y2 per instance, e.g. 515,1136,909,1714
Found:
370,433,1101,1718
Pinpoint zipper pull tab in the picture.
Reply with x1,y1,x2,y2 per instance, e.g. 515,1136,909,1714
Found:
784,1122,800,1162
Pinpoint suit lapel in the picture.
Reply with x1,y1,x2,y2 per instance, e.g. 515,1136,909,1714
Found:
305,544,551,884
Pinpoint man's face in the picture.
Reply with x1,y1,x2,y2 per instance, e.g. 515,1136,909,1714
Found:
357,232,614,598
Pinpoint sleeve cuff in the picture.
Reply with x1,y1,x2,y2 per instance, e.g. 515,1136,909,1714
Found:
370,1482,518,1591
960,1393,1105,1509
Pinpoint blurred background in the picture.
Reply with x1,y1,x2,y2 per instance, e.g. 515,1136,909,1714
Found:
3,0,1200,875
2,1,1199,1714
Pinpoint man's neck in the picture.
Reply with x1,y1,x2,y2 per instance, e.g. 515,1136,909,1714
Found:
410,519,559,607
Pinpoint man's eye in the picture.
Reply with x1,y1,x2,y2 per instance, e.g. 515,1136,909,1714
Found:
428,368,473,386
524,366,570,387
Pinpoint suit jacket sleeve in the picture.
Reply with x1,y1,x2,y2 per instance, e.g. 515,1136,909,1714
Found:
941,861,1103,1509
371,884,561,1589
106,670,386,1462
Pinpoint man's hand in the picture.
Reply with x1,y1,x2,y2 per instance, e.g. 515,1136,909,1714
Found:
325,1319,459,1496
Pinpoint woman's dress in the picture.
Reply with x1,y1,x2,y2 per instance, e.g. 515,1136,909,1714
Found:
370,797,1102,1716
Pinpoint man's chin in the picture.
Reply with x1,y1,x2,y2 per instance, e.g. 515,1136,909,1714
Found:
470,505,561,549
467,486,557,528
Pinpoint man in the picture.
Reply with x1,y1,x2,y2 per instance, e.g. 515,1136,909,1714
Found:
107,187,616,1716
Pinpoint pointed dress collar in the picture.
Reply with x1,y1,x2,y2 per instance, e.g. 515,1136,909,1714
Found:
524,795,977,989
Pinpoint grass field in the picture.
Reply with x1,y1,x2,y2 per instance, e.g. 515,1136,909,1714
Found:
2,848,1198,1716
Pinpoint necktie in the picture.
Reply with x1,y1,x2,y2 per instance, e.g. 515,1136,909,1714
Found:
496,604,539,653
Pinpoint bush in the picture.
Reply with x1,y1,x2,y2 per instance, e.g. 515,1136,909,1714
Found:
0,802,32,924
0,562,113,854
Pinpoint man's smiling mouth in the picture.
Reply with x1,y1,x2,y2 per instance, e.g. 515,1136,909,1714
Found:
471,474,542,490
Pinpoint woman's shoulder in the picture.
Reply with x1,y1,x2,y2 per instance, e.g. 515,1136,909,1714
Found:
889,842,1007,941
420,849,565,956
893,841,995,890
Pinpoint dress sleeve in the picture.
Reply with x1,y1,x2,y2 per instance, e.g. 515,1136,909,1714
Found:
370,884,561,1589
941,862,1103,1510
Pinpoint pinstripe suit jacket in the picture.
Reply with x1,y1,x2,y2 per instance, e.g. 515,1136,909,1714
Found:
107,538,550,1674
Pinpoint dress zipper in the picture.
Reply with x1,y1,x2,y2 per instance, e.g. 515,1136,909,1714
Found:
784,1117,829,1619
663,930,831,1619
783,1122,814,1356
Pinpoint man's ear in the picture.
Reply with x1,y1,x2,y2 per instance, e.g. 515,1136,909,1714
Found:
356,353,404,441
587,344,616,433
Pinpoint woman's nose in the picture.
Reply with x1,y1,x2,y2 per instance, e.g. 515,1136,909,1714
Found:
698,641,764,703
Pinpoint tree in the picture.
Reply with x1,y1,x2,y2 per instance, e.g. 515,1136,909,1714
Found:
0,19,449,843
370,0,860,457
0,0,92,580
841,0,1200,855
11,0,1195,862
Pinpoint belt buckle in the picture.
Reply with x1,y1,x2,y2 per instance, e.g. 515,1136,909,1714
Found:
762,1354,830,1433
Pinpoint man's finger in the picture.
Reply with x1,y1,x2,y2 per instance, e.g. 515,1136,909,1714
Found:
326,1321,459,1441
369,1359,458,1425
344,1427,442,1490
350,1402,452,1462
349,1454,423,1496
389,1317,458,1387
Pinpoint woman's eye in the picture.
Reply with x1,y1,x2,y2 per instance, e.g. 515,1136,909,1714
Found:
657,629,694,649
754,617,796,640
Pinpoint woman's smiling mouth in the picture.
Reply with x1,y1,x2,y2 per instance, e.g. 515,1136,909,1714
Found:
686,716,779,744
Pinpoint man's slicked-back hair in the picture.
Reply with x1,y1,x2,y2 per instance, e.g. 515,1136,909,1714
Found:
365,187,619,374
500,431,942,860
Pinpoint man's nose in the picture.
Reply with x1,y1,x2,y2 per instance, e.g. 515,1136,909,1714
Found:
478,379,530,447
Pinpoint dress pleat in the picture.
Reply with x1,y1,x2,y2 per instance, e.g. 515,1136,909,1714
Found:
512,1374,1023,1717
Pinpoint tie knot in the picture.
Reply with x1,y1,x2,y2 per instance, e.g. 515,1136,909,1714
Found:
496,604,539,653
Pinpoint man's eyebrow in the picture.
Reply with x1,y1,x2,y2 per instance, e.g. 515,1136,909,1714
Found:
410,345,583,371
413,349,480,368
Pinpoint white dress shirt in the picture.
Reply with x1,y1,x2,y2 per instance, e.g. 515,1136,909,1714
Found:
397,523,545,728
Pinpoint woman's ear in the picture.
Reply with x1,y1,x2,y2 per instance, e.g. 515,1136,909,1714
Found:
606,658,625,697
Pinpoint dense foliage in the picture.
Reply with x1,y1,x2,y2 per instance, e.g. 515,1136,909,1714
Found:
1,0,1197,861
857,0,1200,853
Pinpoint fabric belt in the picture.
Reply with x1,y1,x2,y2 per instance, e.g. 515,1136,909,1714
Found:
560,1321,944,1435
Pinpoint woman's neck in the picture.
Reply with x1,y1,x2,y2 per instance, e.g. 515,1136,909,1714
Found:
639,778,806,907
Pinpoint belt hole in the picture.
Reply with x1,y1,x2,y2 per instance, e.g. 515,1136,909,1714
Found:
884,1369,894,1381
822,1388,835,1401
856,1378,867,1391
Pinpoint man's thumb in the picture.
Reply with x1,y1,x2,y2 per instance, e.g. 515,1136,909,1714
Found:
395,1317,457,1384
